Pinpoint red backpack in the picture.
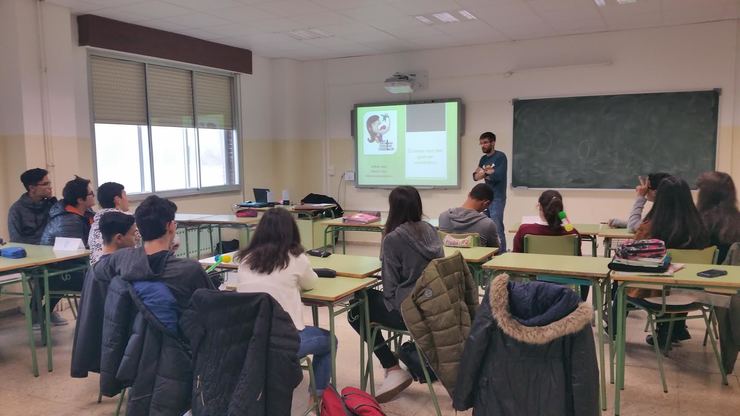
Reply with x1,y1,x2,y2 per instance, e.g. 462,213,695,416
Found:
320,386,386,416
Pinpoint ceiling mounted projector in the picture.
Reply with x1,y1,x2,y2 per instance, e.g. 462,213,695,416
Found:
384,72,417,94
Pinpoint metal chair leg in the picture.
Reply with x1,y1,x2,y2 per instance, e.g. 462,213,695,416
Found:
115,388,126,416
414,344,441,416
702,308,728,386
648,316,668,393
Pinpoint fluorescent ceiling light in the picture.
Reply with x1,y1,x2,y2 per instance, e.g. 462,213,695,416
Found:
415,15,434,24
458,10,477,20
594,0,606,6
287,28,332,40
432,12,459,23
616,0,637,4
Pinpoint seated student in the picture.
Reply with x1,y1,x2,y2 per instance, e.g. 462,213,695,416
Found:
438,183,500,248
696,171,740,264
629,176,710,347
608,172,670,232
37,176,96,326
228,207,333,402
40,175,96,246
71,211,137,378
348,186,444,403
100,196,212,415
88,182,136,265
512,190,581,254
7,168,56,244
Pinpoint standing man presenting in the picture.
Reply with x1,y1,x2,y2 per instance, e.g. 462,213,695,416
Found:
473,132,508,252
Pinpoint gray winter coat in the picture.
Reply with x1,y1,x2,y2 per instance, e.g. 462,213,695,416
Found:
40,201,95,247
439,207,500,247
7,193,57,244
381,221,444,311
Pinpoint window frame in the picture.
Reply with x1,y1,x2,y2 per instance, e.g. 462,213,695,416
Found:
87,49,243,201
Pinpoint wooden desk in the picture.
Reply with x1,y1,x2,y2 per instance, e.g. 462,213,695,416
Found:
0,243,89,376
508,223,603,257
598,227,635,257
483,253,612,410
199,252,381,279
444,246,498,263
611,263,740,415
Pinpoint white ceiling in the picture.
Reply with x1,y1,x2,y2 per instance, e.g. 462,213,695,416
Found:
50,0,740,61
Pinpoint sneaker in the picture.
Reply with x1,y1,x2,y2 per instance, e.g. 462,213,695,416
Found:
50,311,68,326
32,322,41,331
375,368,412,403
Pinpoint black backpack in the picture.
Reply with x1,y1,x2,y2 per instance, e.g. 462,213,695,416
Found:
300,193,344,218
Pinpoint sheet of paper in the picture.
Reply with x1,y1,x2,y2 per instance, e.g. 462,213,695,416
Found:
521,216,541,224
53,237,85,251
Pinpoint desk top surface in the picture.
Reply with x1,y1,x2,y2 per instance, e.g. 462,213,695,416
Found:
444,246,498,263
482,252,611,279
200,252,381,279
0,243,89,273
611,263,740,289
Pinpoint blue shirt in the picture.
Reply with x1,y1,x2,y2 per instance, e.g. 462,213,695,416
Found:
477,151,507,200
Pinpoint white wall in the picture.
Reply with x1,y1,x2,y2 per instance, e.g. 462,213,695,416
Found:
308,20,740,245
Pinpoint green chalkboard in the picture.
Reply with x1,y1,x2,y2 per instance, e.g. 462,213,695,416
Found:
512,90,719,189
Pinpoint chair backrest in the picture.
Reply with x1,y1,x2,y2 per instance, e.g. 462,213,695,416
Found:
437,231,481,247
667,246,718,264
523,234,579,256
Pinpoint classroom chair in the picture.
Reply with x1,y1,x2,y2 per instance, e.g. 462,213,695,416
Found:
438,231,487,288
523,234,579,255
627,246,727,393
365,325,441,416
437,231,481,247
300,356,319,416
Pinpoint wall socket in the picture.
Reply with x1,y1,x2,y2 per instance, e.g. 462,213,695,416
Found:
343,170,355,181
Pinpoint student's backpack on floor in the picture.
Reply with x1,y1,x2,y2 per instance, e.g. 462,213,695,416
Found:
321,385,386,416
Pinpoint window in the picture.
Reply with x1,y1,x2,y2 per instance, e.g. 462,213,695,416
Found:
90,55,239,196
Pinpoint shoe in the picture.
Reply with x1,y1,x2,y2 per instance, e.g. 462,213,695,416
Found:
645,335,672,349
646,323,671,349
50,311,68,326
673,326,691,342
32,322,40,331
375,368,412,403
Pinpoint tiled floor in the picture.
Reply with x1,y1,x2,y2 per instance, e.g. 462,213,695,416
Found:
0,244,738,415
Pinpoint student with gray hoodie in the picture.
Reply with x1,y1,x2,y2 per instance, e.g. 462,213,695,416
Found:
348,186,444,403
439,183,500,248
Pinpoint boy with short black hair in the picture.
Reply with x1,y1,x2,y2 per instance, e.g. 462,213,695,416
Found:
88,182,135,264
8,168,57,244
439,184,500,248
100,196,211,414
71,211,137,378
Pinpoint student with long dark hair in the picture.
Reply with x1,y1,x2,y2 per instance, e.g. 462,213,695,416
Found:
512,190,581,254
229,208,333,401
608,172,671,232
696,171,740,264
630,176,710,347
348,186,444,403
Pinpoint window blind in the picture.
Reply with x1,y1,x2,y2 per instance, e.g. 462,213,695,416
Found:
194,72,234,130
90,56,147,125
147,65,194,128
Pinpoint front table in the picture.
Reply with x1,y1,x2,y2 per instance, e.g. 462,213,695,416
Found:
0,243,89,376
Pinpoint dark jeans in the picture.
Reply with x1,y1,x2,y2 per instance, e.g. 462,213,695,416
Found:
297,326,334,396
348,289,405,369
489,198,507,252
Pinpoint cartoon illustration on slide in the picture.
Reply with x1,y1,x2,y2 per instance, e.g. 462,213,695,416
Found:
363,111,396,154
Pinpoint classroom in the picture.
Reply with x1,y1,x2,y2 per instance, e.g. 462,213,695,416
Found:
1,0,739,415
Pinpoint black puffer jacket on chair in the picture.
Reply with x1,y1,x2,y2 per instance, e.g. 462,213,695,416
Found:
453,274,599,416
180,289,302,416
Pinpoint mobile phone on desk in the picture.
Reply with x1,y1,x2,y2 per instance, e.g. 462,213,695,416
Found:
697,269,728,278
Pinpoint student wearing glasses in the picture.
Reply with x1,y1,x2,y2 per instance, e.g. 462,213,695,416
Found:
38,176,96,326
7,168,57,244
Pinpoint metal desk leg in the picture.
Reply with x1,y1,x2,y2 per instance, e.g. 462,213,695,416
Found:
312,305,319,326
328,304,337,386
42,268,52,372
591,236,598,257
605,278,614,385
342,229,347,254
21,272,39,377
603,237,612,258
593,279,607,411
614,283,628,415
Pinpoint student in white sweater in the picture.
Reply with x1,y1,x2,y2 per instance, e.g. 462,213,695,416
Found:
229,208,334,400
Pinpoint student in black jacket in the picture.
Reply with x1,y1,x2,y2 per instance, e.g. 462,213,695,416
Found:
7,168,56,244
71,211,137,378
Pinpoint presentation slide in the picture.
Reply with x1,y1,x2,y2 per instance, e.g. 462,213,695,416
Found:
355,100,460,187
